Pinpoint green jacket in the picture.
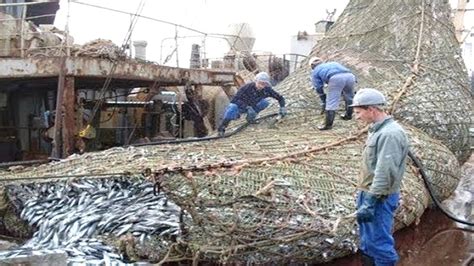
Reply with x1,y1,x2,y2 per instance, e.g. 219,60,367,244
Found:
358,116,409,195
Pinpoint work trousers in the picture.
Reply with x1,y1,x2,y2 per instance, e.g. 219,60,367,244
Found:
222,99,269,121
357,191,400,266
326,72,355,111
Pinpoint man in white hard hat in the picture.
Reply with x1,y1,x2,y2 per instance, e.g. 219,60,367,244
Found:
217,72,287,137
351,88,409,266
309,56,356,130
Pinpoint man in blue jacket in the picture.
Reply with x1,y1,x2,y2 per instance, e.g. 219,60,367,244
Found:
309,57,356,130
217,72,287,137
352,88,409,266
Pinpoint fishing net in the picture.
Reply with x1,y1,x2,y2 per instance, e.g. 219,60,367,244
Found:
0,108,460,264
305,0,473,163
0,0,468,264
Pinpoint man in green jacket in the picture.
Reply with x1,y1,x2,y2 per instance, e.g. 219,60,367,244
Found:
351,88,409,266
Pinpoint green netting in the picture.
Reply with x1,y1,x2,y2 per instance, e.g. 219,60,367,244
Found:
299,0,472,162
0,0,468,264
0,108,460,263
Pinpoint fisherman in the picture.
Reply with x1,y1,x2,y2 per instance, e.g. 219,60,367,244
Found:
309,56,356,130
182,85,209,137
352,88,409,266
217,72,287,137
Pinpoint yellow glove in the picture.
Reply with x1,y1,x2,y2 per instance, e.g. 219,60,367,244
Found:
78,124,96,139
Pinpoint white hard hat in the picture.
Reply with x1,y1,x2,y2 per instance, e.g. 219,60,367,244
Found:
255,72,271,85
308,56,323,67
350,88,387,107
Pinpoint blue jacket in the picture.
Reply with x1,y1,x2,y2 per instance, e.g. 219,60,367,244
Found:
231,82,285,110
310,62,352,92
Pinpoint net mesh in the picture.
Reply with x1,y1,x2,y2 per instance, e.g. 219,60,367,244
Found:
0,109,460,263
0,0,469,264
305,0,473,162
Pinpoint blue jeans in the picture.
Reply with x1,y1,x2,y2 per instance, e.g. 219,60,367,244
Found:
222,99,269,121
357,191,399,266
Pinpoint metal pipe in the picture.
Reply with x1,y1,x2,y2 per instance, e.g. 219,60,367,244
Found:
104,100,153,108
0,2,55,7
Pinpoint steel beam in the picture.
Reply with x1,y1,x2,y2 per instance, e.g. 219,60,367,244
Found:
0,57,235,86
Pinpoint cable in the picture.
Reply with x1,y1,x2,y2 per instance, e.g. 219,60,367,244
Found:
87,0,146,126
130,101,300,146
130,112,280,147
70,0,207,35
408,150,474,226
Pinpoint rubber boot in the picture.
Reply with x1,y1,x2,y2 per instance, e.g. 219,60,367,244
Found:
341,106,353,120
318,110,336,130
246,108,258,124
218,119,230,137
319,94,327,115
360,252,375,266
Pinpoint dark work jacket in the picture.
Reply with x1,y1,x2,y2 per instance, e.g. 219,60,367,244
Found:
182,99,209,137
231,82,285,110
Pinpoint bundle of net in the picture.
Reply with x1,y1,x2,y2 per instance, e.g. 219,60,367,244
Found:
0,0,467,264
301,0,472,163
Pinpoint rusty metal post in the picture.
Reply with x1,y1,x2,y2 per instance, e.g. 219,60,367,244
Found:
177,90,183,138
51,56,67,158
62,77,76,156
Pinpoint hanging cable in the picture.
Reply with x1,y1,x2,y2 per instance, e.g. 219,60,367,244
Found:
86,0,146,128
408,150,474,226
70,0,207,35
174,25,179,67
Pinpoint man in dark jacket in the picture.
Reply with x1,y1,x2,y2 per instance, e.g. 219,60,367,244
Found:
217,72,287,137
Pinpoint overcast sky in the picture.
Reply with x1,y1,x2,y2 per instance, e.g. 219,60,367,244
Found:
54,0,471,68
54,0,350,66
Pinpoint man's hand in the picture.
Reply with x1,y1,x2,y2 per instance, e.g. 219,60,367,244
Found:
357,193,379,223
279,107,288,117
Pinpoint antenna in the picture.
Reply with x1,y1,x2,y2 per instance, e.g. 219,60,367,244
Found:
326,8,336,21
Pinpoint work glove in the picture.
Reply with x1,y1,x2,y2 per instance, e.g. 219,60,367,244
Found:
318,94,327,115
246,106,257,123
279,106,288,117
357,192,379,223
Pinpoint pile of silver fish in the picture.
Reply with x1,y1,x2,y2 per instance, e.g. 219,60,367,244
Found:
0,0,470,264
0,177,182,265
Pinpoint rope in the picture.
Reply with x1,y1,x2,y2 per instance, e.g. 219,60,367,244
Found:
388,2,424,115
